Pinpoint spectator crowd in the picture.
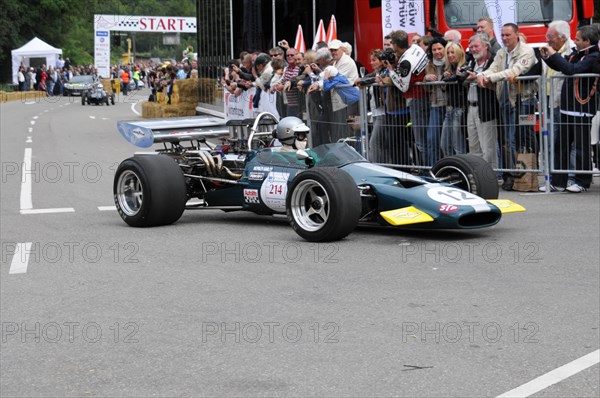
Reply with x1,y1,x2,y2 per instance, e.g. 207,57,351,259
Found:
218,19,600,193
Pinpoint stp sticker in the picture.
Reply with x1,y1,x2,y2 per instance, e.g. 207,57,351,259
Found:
439,204,459,213
243,189,259,204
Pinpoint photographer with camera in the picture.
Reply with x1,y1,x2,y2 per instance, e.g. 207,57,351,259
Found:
440,42,468,157
377,45,411,165
386,29,430,167
540,25,599,193
464,34,500,170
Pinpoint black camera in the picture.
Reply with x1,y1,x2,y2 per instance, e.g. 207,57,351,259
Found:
442,64,474,82
357,76,376,86
378,48,396,63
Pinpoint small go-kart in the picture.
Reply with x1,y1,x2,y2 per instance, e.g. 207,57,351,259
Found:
113,112,525,242
82,83,115,106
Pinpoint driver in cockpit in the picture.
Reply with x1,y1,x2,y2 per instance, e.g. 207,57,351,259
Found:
273,116,310,152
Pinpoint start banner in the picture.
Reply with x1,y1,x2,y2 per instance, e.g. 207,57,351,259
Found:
94,14,197,79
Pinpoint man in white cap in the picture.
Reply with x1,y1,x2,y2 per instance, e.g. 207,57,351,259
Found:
328,39,358,82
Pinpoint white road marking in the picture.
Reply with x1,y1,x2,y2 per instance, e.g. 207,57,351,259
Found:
497,349,600,397
30,120,35,125
89,116,96,119
21,208,75,215
131,102,140,116
24,101,36,105
28,127,33,133
98,206,116,211
20,148,33,211
9,243,32,274
33,116,38,120
26,137,32,143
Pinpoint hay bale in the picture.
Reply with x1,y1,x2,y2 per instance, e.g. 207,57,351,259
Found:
176,78,200,101
142,102,163,118
0,91,47,103
177,103,198,116
100,79,113,92
162,106,180,117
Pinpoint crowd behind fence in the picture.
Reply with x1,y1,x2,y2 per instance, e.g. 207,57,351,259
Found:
290,72,599,193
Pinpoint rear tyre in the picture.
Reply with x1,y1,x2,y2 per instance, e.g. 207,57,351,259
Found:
286,167,361,242
113,155,187,227
431,154,498,199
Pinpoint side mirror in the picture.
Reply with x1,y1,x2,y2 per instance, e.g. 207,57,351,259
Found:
296,150,314,167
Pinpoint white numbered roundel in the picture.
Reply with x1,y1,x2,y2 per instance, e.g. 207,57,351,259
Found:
427,186,486,206
260,172,290,212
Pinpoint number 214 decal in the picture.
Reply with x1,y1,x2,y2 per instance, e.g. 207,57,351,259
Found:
269,184,284,195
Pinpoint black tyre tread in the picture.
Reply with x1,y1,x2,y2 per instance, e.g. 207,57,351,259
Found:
113,155,187,227
286,167,361,242
431,154,498,199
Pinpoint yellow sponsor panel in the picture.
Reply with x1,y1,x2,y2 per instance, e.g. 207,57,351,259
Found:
487,200,526,213
380,206,434,226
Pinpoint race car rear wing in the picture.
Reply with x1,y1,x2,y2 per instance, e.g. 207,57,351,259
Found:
117,115,229,148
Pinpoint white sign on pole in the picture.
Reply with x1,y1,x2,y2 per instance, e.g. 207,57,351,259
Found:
381,0,425,41
93,14,197,79
485,0,517,47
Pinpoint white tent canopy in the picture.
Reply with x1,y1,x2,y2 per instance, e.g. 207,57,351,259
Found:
11,37,62,84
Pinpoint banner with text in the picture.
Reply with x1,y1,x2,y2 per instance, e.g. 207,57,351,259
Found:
487,0,516,48
381,0,425,41
224,88,280,121
94,14,197,78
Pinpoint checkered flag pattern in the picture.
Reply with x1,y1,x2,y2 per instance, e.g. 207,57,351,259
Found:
118,20,139,28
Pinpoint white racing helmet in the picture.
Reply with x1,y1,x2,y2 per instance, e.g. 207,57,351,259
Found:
274,116,310,149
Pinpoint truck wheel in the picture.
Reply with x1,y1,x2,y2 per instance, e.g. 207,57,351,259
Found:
286,167,361,242
113,155,187,227
431,154,498,199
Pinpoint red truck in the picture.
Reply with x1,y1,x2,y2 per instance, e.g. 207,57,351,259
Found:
354,0,594,68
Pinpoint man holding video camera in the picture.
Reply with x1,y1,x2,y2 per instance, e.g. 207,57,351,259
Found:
540,25,599,193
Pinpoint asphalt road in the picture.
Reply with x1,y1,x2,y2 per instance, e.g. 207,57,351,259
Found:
1,90,598,397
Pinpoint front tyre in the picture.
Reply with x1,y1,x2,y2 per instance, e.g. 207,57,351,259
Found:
431,154,498,199
113,155,187,227
286,167,361,242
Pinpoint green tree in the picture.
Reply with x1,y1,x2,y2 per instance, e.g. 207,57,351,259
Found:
0,0,196,83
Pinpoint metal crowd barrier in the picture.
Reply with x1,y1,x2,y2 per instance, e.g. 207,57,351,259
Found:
294,72,600,192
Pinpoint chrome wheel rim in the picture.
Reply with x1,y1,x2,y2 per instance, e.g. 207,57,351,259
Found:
434,166,471,192
116,170,143,216
290,180,330,232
